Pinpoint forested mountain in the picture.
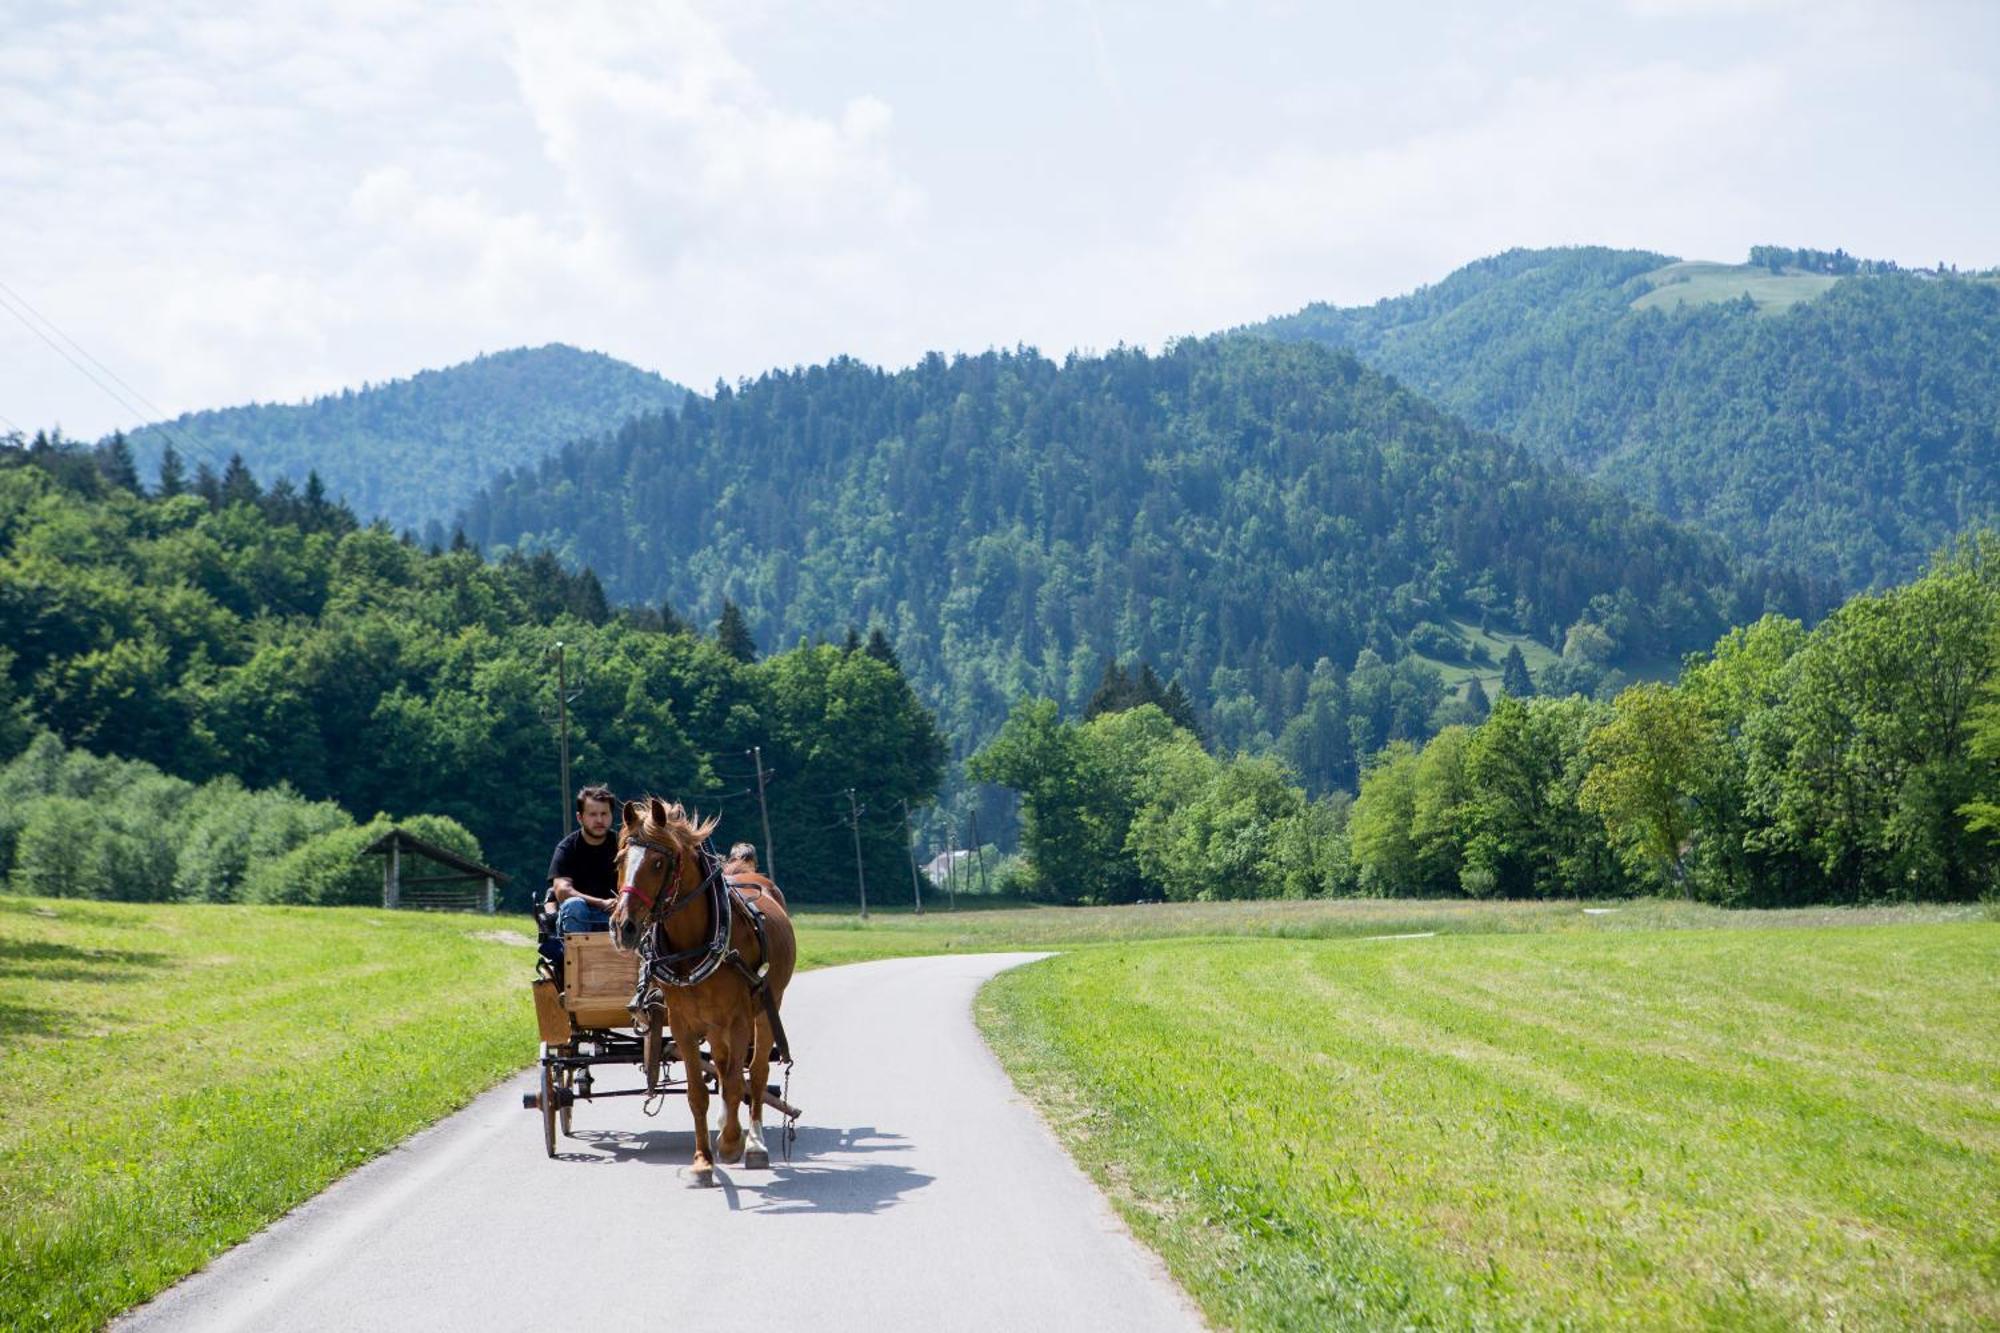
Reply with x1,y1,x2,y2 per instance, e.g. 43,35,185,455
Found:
121,345,686,537
1253,246,2000,589
0,438,942,903
462,336,1823,784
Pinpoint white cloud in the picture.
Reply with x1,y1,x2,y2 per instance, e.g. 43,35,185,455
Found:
1158,60,1789,312
1,1,1996,439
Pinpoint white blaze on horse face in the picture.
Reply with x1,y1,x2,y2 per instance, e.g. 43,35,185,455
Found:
622,845,649,891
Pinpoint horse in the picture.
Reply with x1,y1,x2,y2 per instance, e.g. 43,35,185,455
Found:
610,797,796,1185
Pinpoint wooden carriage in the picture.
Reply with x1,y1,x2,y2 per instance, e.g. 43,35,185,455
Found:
525,929,675,1158
523,929,797,1157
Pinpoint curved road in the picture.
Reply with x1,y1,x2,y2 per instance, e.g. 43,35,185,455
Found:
117,952,1205,1332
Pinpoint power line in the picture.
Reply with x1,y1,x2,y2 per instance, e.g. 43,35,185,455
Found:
0,278,223,471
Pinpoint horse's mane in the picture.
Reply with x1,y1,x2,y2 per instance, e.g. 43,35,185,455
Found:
631,796,719,859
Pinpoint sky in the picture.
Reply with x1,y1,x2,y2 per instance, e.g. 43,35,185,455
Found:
4,0,1997,439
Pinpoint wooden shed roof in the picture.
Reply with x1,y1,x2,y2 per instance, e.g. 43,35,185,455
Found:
362,828,512,883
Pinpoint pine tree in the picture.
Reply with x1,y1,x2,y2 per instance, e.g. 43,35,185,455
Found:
1085,659,1132,719
716,599,757,662
1500,645,1535,698
99,432,140,493
220,453,260,506
659,599,690,637
156,444,186,497
864,626,901,671
842,626,862,654
1160,678,1203,740
1464,675,1490,717
192,461,222,507
568,568,610,624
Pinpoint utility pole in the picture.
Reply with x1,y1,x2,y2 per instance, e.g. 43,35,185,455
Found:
969,808,990,898
748,745,776,878
943,817,958,912
549,641,574,833
902,799,924,914
847,788,869,919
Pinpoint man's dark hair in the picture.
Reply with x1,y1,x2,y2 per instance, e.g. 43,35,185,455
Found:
575,783,616,815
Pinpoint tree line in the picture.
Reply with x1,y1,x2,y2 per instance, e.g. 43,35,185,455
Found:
0,732,483,905
0,436,944,905
975,535,2000,906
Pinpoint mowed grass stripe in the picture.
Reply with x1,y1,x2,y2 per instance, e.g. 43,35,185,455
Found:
977,925,2000,1331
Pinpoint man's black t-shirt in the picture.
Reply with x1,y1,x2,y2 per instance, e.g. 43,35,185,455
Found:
548,829,618,900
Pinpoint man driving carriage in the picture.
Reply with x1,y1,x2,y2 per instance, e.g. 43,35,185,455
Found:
547,783,620,935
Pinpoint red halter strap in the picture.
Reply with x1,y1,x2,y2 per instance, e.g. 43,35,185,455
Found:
618,834,683,912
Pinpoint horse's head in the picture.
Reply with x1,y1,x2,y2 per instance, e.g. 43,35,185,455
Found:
610,795,718,952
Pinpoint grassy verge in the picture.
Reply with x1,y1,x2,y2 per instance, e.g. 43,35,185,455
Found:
0,897,540,1331
977,924,2000,1330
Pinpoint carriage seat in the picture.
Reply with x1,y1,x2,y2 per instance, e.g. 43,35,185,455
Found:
531,930,644,1043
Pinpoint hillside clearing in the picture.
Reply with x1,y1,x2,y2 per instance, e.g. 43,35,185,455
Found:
1631,260,1840,314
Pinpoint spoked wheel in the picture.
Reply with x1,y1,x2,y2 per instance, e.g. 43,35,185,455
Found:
540,1062,558,1158
558,1066,575,1137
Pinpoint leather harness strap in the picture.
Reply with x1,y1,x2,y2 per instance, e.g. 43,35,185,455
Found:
625,835,792,1066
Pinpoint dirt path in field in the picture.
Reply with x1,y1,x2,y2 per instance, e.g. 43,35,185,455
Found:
115,953,1204,1333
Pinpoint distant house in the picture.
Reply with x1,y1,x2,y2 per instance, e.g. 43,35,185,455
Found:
922,848,975,885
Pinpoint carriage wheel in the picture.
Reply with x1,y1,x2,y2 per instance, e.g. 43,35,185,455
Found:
558,1065,575,1137
540,1062,558,1158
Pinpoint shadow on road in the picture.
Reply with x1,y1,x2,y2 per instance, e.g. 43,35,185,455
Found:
554,1123,934,1214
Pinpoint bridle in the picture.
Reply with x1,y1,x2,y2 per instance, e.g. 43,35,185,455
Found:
617,832,707,915
620,831,734,988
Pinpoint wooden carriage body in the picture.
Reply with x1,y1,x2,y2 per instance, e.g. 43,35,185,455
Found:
532,931,644,1043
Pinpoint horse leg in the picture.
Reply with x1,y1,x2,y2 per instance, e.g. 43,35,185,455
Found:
742,1011,774,1170
671,1019,715,1187
713,1023,747,1164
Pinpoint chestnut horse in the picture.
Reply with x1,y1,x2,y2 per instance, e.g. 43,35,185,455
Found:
610,797,795,1185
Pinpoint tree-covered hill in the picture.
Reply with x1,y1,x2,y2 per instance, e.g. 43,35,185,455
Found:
0,438,941,903
1253,246,2000,589
461,336,1822,780
121,345,687,538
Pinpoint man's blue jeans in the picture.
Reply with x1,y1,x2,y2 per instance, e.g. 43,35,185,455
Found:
557,897,612,934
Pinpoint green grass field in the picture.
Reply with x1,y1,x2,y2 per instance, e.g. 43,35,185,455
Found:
1630,261,1841,315
0,897,543,1331
977,924,2000,1330
5,893,1991,1329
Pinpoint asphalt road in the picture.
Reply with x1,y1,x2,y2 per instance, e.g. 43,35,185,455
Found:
116,952,1205,1332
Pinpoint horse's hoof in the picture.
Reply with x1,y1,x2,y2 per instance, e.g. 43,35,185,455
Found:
718,1139,744,1165
744,1146,770,1170
687,1164,715,1188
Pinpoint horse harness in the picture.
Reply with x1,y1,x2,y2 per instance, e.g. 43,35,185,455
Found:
623,834,792,1067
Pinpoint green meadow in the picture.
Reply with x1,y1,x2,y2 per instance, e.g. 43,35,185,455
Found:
1630,260,1841,315
978,922,2000,1331
4,894,1992,1329
0,898,540,1331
